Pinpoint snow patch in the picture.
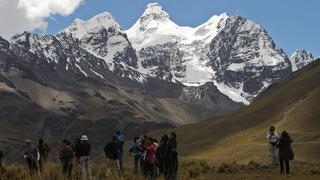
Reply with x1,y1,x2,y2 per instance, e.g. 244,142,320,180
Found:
75,63,88,77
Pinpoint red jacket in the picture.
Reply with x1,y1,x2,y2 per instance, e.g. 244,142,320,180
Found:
145,143,157,164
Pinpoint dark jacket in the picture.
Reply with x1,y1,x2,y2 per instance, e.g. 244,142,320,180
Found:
77,142,91,157
104,141,119,160
61,146,74,164
0,150,3,167
277,137,294,160
164,140,178,175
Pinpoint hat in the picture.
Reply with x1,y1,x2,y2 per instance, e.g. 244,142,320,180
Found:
25,139,31,144
81,135,88,141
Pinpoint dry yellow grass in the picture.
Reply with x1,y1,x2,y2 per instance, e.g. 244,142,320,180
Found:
1,159,320,180
150,61,320,165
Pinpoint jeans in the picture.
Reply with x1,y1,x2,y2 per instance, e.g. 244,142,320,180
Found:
106,159,121,176
26,158,38,174
133,154,140,174
269,144,278,164
63,162,73,178
117,153,123,174
279,158,290,174
80,156,91,180
144,162,156,180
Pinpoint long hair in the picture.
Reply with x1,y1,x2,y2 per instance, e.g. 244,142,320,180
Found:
281,131,290,138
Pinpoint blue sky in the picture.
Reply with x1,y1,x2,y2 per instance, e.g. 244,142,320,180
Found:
46,0,319,57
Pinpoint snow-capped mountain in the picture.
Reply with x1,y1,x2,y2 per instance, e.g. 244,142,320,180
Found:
2,2,295,107
290,49,315,71
126,3,291,104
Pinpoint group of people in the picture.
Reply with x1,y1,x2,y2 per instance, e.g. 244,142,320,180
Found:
17,131,178,180
0,126,295,178
266,126,294,174
128,132,178,180
58,135,92,179
22,135,92,179
103,132,178,180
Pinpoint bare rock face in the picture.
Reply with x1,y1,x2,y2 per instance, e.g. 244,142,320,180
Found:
207,16,291,102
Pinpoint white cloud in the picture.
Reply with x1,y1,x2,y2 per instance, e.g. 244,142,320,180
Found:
0,0,83,38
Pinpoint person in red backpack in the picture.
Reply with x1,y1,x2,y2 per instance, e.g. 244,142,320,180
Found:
144,137,157,179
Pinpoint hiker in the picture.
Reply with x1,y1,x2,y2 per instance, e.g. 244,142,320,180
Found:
116,131,125,173
156,135,170,175
24,139,40,174
59,139,67,162
164,132,178,180
104,134,122,176
277,131,294,174
73,138,82,179
143,137,158,179
0,150,3,168
78,135,91,180
129,137,143,174
37,139,50,170
266,126,279,165
139,134,147,174
60,140,74,178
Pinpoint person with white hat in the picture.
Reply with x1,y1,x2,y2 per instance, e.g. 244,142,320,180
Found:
78,135,91,180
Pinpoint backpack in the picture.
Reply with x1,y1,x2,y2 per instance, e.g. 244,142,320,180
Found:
104,142,117,159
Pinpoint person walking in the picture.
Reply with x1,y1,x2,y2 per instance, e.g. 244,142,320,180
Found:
60,140,74,179
277,131,294,174
78,135,91,180
24,139,40,175
164,132,178,180
129,137,143,174
266,126,279,165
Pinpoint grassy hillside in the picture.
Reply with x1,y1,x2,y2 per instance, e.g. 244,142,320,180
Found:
151,59,320,164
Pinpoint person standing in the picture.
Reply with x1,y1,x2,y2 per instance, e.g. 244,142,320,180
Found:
143,137,157,180
60,140,74,178
24,139,40,174
78,135,91,180
129,137,142,174
165,132,178,180
0,150,3,168
115,131,125,174
104,134,121,176
73,138,81,179
37,139,50,170
277,131,294,174
266,126,279,165
156,135,170,175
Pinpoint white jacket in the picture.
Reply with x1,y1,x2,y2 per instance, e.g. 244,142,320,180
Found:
266,132,278,143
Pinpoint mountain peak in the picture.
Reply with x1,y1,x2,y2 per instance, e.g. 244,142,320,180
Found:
63,11,120,39
141,2,170,23
290,49,315,71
